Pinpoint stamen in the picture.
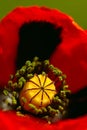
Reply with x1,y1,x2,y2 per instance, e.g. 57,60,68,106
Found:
3,57,70,123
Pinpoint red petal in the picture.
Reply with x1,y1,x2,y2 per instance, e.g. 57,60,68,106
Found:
0,6,87,129
0,6,87,93
0,110,87,130
0,6,65,86
50,22,87,93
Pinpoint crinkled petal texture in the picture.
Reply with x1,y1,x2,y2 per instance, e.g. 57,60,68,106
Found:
0,110,87,130
0,6,87,130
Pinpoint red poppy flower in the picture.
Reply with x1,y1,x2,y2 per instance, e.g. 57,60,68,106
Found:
0,6,87,130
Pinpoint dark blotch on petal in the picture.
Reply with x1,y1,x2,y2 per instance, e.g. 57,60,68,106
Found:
67,87,87,118
16,21,62,69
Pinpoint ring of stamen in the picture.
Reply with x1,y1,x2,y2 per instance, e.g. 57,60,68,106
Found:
3,57,70,123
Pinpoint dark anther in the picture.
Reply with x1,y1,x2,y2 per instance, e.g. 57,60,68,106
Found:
16,21,62,69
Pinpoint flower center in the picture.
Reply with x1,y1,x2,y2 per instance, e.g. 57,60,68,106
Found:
20,74,57,112
3,58,70,122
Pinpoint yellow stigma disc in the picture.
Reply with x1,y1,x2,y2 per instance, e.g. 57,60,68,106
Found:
19,74,57,112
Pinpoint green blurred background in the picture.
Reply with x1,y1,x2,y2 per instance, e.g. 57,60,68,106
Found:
0,0,87,29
